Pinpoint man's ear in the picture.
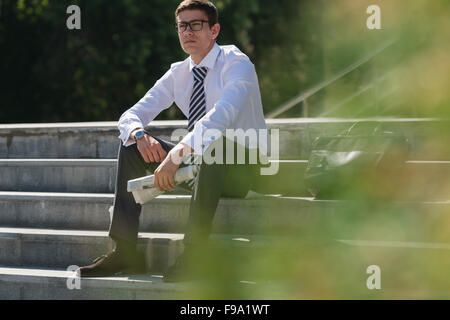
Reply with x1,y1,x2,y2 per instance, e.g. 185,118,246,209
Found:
211,23,220,40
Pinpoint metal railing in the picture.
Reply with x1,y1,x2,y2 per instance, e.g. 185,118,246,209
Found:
266,38,397,119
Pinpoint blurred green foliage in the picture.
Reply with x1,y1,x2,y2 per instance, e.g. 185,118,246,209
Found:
315,0,450,119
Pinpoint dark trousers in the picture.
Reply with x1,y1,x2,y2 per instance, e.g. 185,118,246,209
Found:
108,134,261,248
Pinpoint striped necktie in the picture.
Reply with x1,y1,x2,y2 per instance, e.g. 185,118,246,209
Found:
188,66,208,132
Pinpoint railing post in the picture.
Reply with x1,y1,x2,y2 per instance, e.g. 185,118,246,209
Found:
302,99,309,118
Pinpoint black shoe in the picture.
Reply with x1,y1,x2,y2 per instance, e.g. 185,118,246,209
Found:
77,249,146,277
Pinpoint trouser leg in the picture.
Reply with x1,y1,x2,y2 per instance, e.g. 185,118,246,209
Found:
108,136,176,245
109,135,261,248
182,162,225,246
183,139,261,247
108,143,150,245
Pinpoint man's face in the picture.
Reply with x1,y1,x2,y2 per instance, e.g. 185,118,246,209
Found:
176,9,219,59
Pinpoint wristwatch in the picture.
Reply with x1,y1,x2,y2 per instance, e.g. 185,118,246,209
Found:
133,129,147,141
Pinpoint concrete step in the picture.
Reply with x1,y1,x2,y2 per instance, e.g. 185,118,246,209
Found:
0,265,300,300
0,158,309,195
1,118,449,160
260,159,450,199
0,159,116,193
0,192,331,234
0,227,185,273
0,191,113,230
2,236,450,299
6,223,448,270
0,122,122,160
0,266,182,299
0,158,447,197
0,227,287,276
140,196,450,239
1,191,449,238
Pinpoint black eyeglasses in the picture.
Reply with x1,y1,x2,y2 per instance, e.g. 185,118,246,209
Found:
174,20,209,33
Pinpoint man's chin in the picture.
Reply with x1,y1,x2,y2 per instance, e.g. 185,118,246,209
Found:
182,46,197,56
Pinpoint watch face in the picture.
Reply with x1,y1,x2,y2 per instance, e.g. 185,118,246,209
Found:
135,130,145,139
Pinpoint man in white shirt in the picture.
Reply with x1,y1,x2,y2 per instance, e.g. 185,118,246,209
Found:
77,0,267,282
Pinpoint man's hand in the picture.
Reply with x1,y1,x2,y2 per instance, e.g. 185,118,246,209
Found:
154,143,194,192
134,132,167,163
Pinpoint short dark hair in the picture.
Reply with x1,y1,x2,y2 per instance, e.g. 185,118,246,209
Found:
175,0,218,27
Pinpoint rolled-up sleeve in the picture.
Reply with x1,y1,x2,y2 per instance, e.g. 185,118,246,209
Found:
118,69,174,146
180,59,257,154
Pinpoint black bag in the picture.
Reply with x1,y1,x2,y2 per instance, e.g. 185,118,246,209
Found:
304,121,410,199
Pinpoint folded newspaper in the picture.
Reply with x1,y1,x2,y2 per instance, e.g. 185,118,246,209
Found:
127,165,199,204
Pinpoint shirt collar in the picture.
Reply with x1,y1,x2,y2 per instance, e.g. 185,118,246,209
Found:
188,42,221,72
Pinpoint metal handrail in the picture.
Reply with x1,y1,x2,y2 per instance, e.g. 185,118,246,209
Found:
266,38,397,118
320,69,396,117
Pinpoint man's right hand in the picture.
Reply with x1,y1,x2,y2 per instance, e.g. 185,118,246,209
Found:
133,131,167,163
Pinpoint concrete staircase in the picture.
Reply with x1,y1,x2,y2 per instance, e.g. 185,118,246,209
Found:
0,118,449,299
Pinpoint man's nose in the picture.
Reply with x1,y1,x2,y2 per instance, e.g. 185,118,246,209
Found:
181,25,194,34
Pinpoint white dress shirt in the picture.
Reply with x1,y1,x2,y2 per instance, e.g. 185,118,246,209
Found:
118,42,268,156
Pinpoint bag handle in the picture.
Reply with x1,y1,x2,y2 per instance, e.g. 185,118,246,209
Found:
344,121,383,136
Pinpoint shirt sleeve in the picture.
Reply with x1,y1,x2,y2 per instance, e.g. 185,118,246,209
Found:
180,58,258,154
118,68,175,146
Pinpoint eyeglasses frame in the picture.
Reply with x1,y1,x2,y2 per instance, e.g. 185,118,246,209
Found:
174,20,210,33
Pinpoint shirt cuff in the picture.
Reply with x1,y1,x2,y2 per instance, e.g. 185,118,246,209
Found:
119,124,142,147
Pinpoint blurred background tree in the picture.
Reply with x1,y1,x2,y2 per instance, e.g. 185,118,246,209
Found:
0,0,448,123
0,0,327,123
